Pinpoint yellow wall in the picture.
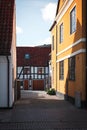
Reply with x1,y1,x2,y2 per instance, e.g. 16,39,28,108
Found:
58,0,66,12
51,25,57,89
57,0,83,53
51,0,86,103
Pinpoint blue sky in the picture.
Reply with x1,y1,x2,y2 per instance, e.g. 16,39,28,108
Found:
16,0,58,46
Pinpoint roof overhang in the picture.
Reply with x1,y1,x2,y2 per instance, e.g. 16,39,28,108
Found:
49,21,57,31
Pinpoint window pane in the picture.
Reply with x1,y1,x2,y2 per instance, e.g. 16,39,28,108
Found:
60,23,63,43
31,67,33,73
59,61,64,80
42,75,44,79
24,75,27,79
31,75,33,79
70,6,76,34
35,74,37,79
20,75,23,79
37,67,45,74
42,67,44,74
52,35,54,50
68,56,75,80
38,75,41,79
35,67,37,73
25,54,30,59
45,67,48,74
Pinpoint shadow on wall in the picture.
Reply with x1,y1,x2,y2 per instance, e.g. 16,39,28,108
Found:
64,19,86,107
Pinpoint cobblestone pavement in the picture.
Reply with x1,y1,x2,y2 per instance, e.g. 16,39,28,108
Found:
0,90,87,130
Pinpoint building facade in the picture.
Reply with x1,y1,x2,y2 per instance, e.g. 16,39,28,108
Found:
0,0,16,108
50,0,87,107
17,45,51,90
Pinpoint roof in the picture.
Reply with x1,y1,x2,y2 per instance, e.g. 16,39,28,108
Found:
49,21,57,31
0,0,15,55
49,0,59,31
17,45,51,67
56,0,60,16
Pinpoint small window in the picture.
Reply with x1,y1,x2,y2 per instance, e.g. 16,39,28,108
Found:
42,75,44,79
35,67,37,73
25,54,30,59
38,75,41,79
59,23,63,43
31,67,33,73
35,74,37,79
45,67,48,74
59,61,64,80
70,6,76,34
38,67,42,74
52,35,54,50
68,56,75,80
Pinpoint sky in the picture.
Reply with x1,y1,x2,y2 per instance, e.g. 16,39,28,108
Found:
16,0,58,47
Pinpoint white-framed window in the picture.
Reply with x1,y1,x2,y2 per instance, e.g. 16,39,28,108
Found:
59,23,63,43
70,6,76,34
52,35,54,50
59,60,64,80
68,56,75,80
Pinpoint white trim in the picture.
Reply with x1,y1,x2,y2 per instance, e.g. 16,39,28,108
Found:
56,38,86,56
56,49,86,63
69,3,76,13
55,0,74,23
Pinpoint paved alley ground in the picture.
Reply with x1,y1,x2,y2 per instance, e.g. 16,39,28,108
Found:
0,90,87,130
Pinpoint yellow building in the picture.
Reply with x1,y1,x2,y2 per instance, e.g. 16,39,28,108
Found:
50,0,87,107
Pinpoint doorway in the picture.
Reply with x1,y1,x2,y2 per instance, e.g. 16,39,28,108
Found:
24,80,29,90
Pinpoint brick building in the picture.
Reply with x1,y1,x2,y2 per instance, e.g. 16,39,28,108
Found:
17,45,51,90
0,0,16,108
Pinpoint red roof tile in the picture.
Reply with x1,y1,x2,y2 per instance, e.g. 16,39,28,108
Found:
0,0,15,55
17,45,51,67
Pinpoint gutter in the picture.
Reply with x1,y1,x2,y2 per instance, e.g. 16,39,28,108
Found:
6,56,10,108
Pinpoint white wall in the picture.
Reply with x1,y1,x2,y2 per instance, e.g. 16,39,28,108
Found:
0,56,8,107
0,56,14,108
9,56,14,107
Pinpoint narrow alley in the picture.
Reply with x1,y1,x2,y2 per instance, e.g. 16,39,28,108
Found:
0,90,87,130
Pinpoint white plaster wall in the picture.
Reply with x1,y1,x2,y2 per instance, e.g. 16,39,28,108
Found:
0,56,8,107
9,56,14,107
0,56,14,107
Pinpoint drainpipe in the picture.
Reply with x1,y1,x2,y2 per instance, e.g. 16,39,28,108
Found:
56,23,57,92
85,1,87,104
6,56,10,108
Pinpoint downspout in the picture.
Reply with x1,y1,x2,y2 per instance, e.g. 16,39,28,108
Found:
6,56,10,108
86,2,87,104
56,23,57,92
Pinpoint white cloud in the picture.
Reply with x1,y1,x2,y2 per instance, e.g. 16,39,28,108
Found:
16,26,23,34
41,3,57,22
39,37,51,45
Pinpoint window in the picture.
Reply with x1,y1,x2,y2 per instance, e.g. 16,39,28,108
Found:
59,61,64,80
25,54,30,59
59,23,63,43
37,67,44,74
35,67,37,73
38,67,42,74
68,56,75,80
70,6,76,34
45,67,48,74
52,35,54,50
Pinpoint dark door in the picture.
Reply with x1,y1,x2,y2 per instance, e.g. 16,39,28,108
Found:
24,80,29,90
33,80,44,90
